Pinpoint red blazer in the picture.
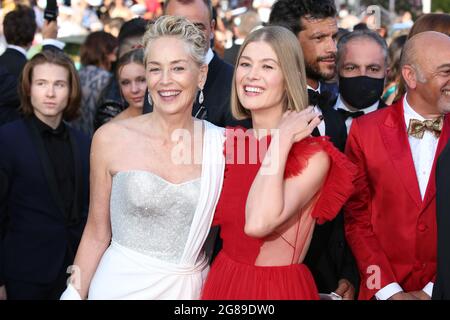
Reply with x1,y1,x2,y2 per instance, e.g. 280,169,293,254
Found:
344,98,450,300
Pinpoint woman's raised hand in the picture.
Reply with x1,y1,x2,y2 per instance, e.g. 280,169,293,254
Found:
277,107,323,144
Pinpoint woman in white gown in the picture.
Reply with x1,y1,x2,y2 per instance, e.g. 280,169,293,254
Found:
60,15,225,300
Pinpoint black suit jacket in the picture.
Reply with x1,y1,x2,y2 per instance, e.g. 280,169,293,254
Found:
0,65,20,126
304,86,359,294
0,48,27,81
0,118,90,285
223,44,241,66
433,139,450,300
143,52,251,128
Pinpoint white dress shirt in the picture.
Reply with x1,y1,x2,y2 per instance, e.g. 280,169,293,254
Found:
375,94,437,300
6,39,65,59
205,48,214,65
307,84,326,136
6,44,28,57
333,94,379,134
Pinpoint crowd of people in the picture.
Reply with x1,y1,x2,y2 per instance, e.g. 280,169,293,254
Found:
0,0,450,301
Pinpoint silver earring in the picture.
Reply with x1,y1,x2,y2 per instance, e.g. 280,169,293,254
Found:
198,90,204,104
194,89,207,119
147,93,152,105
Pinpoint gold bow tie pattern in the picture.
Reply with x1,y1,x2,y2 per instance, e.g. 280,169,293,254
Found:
407,116,444,139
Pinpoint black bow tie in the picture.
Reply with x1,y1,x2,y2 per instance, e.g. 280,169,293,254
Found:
308,89,332,108
336,108,364,120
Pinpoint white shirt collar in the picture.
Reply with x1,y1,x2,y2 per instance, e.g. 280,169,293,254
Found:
307,83,321,93
403,94,428,132
334,94,379,114
205,48,214,65
7,45,27,58
234,38,245,45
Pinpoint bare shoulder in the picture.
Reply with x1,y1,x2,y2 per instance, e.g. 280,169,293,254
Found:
307,149,330,171
93,116,146,147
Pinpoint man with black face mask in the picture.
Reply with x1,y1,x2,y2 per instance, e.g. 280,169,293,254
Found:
334,30,388,133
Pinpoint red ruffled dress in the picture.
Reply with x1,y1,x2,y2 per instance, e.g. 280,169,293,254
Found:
201,128,356,300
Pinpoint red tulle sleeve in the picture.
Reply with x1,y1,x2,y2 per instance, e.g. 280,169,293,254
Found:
284,136,356,224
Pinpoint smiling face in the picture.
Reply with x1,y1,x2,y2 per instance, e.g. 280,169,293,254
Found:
416,42,450,114
404,33,450,115
235,41,285,114
118,62,147,109
146,36,207,115
30,62,70,128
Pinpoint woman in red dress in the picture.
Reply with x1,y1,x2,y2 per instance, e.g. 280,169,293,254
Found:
201,26,356,300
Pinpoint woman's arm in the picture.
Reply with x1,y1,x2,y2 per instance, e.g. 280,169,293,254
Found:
67,125,115,299
245,110,328,238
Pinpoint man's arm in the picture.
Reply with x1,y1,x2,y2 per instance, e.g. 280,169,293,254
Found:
41,20,65,52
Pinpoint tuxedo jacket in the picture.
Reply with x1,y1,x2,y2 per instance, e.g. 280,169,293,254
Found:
304,87,359,293
344,98,450,300
0,118,90,285
433,139,450,300
143,52,251,128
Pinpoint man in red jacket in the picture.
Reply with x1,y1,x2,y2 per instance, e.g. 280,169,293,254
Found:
344,31,450,300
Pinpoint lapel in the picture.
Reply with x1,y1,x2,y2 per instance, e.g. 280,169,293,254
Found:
67,125,82,225
421,115,450,211
379,100,423,209
24,117,65,216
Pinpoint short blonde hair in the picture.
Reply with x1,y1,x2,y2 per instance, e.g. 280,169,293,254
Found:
231,26,308,119
142,15,207,67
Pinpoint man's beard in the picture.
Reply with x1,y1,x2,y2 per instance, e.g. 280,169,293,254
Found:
305,55,336,82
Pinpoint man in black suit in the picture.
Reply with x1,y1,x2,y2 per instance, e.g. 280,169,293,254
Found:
333,29,388,134
270,0,358,299
143,0,251,128
0,5,36,81
433,140,450,300
0,51,90,300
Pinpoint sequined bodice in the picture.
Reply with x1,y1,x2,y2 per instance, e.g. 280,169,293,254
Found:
110,170,201,264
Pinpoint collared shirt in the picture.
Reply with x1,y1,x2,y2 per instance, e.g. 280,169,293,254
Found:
6,39,65,59
6,45,27,58
375,94,437,300
307,84,326,136
205,48,214,65
41,39,66,51
333,94,379,134
31,115,75,223
403,94,440,199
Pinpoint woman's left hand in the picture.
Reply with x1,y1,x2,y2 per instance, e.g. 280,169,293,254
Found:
277,107,323,144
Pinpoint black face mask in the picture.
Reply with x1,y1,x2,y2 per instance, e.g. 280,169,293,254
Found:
339,75,385,110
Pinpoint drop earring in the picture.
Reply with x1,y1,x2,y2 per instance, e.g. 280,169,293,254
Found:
198,90,204,105
194,89,207,119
